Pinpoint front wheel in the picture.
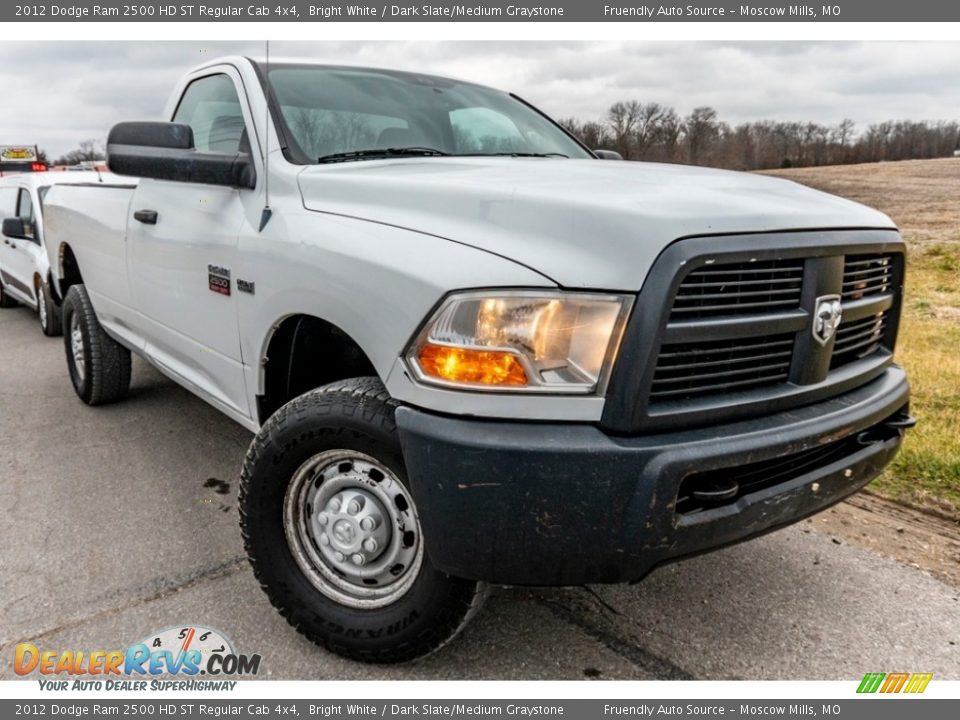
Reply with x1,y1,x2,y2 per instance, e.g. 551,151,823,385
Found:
239,377,487,663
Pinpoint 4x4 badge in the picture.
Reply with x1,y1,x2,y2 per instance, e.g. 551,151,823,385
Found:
813,294,842,345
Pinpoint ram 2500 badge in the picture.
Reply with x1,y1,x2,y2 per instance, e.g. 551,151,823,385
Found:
43,57,913,663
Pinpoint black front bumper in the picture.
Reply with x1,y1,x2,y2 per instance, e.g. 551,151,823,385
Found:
396,366,910,586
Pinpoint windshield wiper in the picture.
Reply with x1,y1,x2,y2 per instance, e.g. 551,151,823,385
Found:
464,152,569,158
317,147,451,164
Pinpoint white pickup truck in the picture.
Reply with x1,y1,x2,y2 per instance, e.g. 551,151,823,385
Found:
44,56,913,663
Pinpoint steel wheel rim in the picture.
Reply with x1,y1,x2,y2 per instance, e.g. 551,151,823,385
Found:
283,449,423,609
38,288,47,329
70,312,85,382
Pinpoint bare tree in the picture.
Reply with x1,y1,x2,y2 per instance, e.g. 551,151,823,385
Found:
607,100,642,159
632,103,667,156
55,138,105,166
652,109,683,161
685,106,720,165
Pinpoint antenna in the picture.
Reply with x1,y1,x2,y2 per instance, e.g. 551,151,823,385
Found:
258,39,273,232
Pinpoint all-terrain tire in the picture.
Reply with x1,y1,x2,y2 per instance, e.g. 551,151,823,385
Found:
38,280,62,337
239,377,487,663
62,284,132,405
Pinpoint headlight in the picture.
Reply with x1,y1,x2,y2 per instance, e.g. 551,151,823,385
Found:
406,290,632,394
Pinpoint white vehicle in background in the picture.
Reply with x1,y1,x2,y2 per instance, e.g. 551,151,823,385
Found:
0,172,115,335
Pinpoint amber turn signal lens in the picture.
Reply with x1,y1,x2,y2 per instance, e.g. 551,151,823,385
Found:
417,344,528,386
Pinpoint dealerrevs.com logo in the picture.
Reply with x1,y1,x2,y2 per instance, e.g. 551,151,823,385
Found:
14,625,261,691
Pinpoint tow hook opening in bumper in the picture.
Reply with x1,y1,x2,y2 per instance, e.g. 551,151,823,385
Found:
857,408,916,445
675,406,913,517
881,410,917,430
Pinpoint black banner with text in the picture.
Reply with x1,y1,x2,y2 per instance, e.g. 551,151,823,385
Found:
4,0,959,22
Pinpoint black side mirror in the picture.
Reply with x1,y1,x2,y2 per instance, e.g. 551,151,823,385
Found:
594,150,624,160
2,217,27,239
106,121,256,189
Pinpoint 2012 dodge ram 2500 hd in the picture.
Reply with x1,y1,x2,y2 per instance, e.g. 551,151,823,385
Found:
43,56,914,663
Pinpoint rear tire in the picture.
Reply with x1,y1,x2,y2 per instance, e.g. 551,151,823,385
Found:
62,284,131,405
0,281,17,308
38,280,62,337
239,377,487,663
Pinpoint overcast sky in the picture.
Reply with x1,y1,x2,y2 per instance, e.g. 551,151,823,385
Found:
2,41,958,159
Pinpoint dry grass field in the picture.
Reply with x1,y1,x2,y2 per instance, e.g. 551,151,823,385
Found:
767,158,960,518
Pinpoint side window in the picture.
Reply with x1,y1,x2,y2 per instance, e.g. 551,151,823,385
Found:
172,74,250,155
16,189,35,239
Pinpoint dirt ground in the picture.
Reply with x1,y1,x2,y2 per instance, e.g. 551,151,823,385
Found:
813,493,960,588
764,158,960,590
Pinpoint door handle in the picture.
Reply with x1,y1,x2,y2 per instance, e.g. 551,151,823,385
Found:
134,209,158,225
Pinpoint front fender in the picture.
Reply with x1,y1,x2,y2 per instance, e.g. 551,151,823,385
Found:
238,209,566,425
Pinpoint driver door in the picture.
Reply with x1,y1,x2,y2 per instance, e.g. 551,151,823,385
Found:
125,69,255,418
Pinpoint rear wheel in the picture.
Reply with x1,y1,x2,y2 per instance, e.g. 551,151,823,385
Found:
239,377,487,663
38,280,62,337
62,284,131,405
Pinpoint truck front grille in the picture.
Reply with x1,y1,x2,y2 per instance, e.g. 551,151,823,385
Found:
830,311,890,369
600,231,906,433
651,333,793,400
669,259,804,319
648,251,900,407
842,254,893,301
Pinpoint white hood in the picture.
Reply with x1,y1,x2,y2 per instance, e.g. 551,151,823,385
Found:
298,158,895,289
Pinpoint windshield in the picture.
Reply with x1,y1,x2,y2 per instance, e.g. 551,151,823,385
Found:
264,65,592,162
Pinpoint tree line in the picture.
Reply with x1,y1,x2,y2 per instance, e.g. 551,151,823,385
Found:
558,101,960,170
46,105,960,171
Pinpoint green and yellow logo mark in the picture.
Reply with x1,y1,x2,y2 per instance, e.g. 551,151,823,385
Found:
857,672,933,694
